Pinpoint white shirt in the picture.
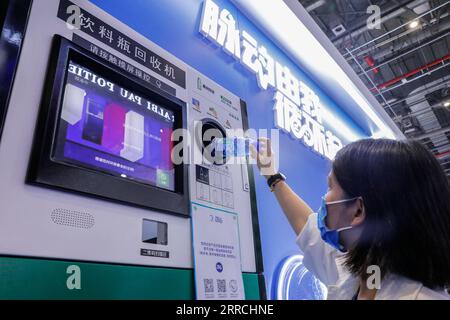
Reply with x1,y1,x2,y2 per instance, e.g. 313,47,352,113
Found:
296,213,450,300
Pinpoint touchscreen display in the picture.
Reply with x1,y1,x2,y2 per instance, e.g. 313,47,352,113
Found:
53,61,176,191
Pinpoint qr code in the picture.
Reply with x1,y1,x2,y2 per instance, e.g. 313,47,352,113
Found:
204,279,214,293
217,279,226,293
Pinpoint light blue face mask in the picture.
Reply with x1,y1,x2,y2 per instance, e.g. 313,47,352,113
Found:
317,196,359,252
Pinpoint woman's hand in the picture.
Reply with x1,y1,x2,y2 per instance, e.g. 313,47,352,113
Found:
250,138,313,235
250,138,278,178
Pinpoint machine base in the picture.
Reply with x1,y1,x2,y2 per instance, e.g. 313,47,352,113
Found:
0,256,263,300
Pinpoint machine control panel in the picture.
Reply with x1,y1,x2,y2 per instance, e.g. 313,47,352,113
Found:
195,164,234,209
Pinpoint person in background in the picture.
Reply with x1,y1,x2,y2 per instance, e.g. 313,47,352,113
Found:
252,138,450,300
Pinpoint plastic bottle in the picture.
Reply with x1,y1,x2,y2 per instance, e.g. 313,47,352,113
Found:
212,137,259,158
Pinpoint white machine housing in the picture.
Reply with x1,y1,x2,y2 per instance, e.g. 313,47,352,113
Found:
0,0,260,273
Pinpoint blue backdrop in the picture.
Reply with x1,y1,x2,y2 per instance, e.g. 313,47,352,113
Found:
90,0,369,298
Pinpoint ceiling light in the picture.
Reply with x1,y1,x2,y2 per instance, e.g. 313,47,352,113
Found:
444,101,450,107
409,20,420,29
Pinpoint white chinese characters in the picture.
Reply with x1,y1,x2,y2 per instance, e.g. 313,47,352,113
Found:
200,0,240,59
199,0,343,160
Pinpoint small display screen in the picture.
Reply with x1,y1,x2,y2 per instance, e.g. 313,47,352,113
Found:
53,61,176,191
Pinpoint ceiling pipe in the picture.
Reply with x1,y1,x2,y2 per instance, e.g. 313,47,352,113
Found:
351,13,450,64
331,0,424,44
374,53,450,90
357,30,450,76
412,120,450,139
342,1,449,57
376,75,450,101
405,77,450,151
376,62,450,93
436,149,450,159
305,0,326,12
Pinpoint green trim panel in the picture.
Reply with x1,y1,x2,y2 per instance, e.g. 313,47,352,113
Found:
0,257,261,300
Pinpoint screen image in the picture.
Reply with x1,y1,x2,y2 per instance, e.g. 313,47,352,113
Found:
53,61,176,191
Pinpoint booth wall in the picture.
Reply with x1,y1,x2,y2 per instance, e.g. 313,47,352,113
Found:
89,0,369,298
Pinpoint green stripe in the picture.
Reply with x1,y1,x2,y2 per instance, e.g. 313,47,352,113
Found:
0,257,261,300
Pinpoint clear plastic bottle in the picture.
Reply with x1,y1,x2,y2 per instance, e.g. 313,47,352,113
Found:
212,137,259,158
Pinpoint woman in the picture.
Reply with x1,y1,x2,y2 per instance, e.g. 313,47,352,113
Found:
252,138,450,300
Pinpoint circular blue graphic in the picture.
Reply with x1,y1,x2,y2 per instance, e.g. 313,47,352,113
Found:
272,254,327,300
216,262,223,273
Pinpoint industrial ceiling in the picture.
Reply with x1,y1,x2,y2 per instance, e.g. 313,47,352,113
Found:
297,0,450,179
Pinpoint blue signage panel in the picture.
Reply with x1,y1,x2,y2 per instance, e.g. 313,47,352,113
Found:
90,0,369,298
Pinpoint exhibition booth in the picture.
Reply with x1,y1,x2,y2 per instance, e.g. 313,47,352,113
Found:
0,0,402,300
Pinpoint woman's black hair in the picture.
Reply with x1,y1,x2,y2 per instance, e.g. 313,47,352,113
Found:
332,138,450,289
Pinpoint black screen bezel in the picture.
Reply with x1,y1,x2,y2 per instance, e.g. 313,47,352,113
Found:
27,35,189,217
